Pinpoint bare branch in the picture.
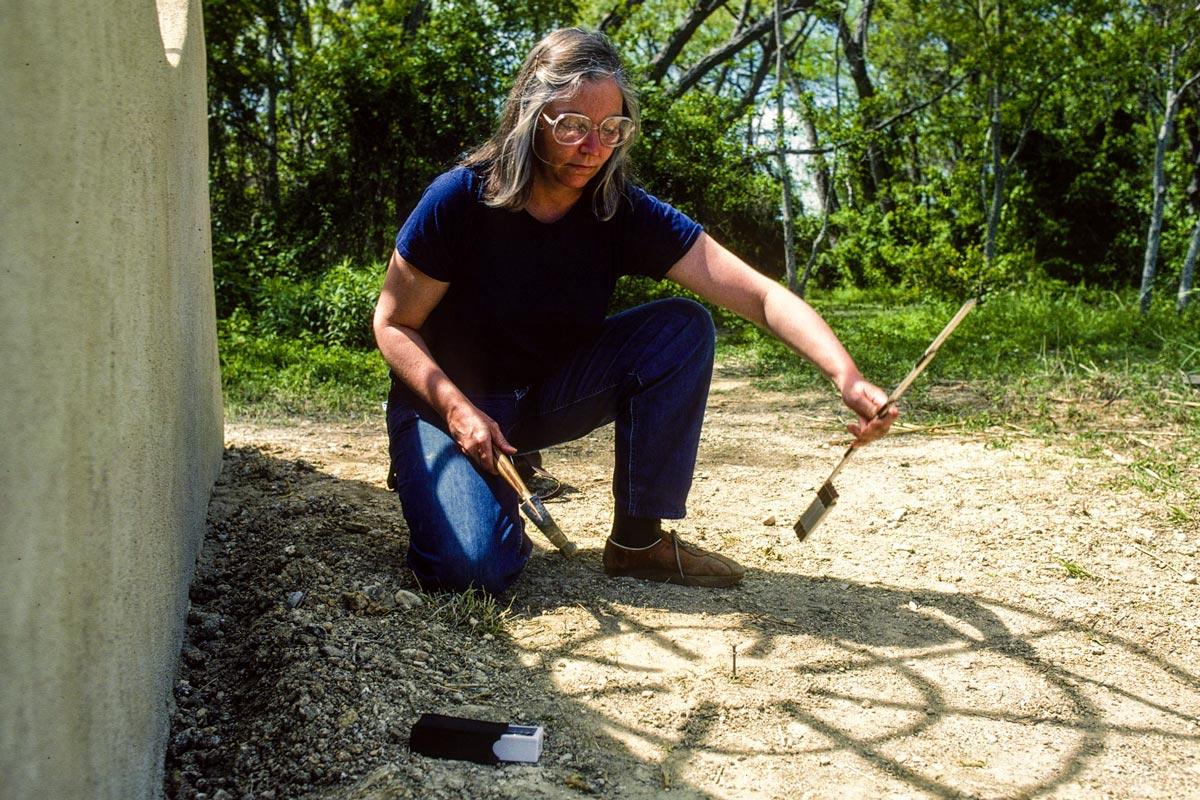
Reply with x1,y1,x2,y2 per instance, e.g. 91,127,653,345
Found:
1003,75,1060,172
740,71,972,164
729,33,777,120
1180,68,1200,98
668,0,815,99
598,0,645,35
645,0,726,84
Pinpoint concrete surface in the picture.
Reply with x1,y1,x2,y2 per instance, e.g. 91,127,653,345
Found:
0,0,223,797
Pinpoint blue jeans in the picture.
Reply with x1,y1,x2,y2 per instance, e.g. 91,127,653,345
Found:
386,298,716,595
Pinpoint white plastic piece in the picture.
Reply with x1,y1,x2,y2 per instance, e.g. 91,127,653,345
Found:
492,724,544,763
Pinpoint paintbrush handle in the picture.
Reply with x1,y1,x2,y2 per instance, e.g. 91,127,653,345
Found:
494,453,532,501
884,298,976,408
822,298,977,484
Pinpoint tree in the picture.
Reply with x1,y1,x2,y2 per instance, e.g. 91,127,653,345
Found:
1134,0,1200,312
773,0,798,290
836,0,896,213
1179,99,1200,310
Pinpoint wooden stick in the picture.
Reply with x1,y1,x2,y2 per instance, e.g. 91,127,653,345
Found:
795,298,978,538
494,453,533,502
1131,544,1187,578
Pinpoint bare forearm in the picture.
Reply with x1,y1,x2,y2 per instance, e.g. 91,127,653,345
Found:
760,283,861,392
667,234,893,440
376,324,468,420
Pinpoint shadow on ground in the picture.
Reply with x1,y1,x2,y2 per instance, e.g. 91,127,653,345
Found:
163,445,1200,800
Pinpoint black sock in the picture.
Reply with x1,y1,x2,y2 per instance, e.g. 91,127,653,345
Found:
611,514,662,548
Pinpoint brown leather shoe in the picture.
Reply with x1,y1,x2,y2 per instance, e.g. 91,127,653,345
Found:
603,531,745,588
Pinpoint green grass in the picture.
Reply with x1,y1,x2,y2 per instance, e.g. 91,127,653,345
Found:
219,314,389,419
426,587,512,637
219,282,1200,447
1168,505,1193,525
723,284,1199,402
1057,559,1097,581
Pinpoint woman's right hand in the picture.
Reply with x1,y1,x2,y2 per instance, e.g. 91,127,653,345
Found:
444,399,517,474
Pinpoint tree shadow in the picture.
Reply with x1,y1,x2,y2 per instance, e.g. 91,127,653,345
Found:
166,445,1200,800
512,545,1200,798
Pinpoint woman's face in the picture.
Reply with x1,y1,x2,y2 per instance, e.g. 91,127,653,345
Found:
533,77,625,195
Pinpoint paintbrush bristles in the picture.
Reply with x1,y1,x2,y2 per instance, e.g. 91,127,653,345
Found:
523,496,576,557
794,481,839,541
795,497,826,540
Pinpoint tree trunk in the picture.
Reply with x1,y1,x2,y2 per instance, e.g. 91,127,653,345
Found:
1139,42,1200,313
836,0,893,213
1178,214,1200,311
774,0,798,291
984,78,1005,270
789,78,839,222
1141,93,1176,314
266,28,282,219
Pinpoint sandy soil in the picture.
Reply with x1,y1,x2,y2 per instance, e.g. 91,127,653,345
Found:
164,367,1200,800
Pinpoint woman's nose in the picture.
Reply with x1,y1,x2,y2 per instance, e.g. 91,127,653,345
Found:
578,129,603,154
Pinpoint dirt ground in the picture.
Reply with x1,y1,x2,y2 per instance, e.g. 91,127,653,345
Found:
164,365,1200,800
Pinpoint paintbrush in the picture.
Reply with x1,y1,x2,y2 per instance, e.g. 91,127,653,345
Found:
495,452,577,557
794,298,977,541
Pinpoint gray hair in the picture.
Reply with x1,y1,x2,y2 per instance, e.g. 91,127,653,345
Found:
462,28,639,221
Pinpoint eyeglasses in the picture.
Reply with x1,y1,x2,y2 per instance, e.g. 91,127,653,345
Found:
541,112,636,148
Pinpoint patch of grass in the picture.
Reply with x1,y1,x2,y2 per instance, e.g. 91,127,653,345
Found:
725,284,1198,406
428,587,512,637
219,313,389,419
1127,458,1181,494
1058,559,1097,581
1168,505,1193,525
220,281,1200,471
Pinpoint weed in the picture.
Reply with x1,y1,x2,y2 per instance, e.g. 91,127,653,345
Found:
1168,506,1193,525
429,587,512,637
1058,559,1097,580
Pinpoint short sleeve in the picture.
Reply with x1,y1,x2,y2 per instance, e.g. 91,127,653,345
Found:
394,168,475,282
614,186,703,280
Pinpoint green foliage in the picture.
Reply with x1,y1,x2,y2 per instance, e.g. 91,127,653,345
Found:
254,260,384,348
206,0,576,318
219,311,388,417
632,88,783,273
206,0,1200,353
315,260,386,348
730,283,1200,400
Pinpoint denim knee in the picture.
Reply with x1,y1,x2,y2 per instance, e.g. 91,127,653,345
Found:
416,540,525,596
403,502,530,596
650,297,715,361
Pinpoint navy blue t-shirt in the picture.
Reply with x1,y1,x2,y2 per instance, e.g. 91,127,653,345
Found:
393,166,702,394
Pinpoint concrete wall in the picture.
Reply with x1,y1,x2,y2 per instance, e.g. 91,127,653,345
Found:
0,1,223,797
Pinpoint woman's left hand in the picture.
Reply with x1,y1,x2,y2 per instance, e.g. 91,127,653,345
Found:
839,373,898,445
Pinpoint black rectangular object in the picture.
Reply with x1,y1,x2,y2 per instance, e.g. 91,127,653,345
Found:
409,713,510,765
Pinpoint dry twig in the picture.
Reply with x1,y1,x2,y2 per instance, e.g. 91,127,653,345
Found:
1131,544,1187,578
